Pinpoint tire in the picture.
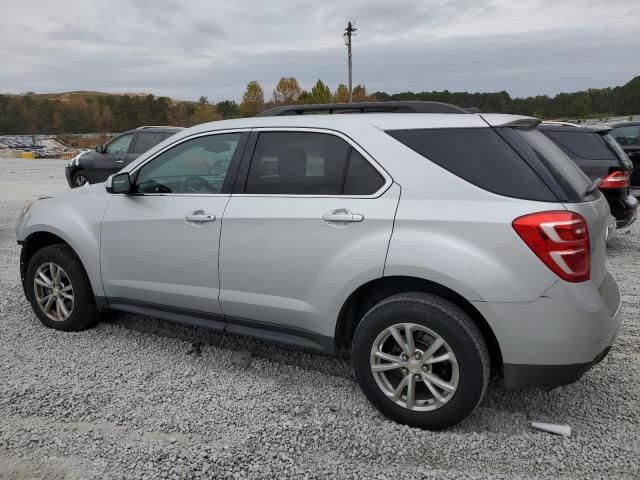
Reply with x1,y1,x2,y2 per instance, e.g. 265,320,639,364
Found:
25,244,100,332
352,292,489,430
71,169,91,188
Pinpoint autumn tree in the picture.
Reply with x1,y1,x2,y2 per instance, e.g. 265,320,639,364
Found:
352,84,371,103
239,81,265,117
333,84,349,103
308,79,332,104
272,77,302,105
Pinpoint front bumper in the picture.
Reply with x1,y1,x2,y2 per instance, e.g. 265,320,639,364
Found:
64,165,74,188
473,271,622,389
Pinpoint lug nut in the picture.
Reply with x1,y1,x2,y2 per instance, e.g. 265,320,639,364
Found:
414,351,422,360
401,354,408,362
414,374,421,381
422,365,428,372
401,368,408,375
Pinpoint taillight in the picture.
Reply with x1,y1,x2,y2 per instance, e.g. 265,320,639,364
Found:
512,211,590,283
600,171,629,189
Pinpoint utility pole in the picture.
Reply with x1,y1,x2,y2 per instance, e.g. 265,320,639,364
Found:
343,21,357,103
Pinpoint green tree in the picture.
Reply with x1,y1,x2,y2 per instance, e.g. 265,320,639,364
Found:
216,100,239,119
308,79,331,104
239,81,265,117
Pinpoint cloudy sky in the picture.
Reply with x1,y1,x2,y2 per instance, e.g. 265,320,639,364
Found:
1,0,639,102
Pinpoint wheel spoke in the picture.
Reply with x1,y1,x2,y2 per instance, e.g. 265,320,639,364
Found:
60,285,73,293
372,362,403,372
405,375,416,409
404,324,415,354
422,372,455,392
54,266,63,285
425,352,454,365
389,326,412,356
422,374,446,403
43,295,55,314
391,375,410,401
35,278,51,288
57,299,70,318
421,338,444,364
38,293,53,306
60,292,73,300
55,299,63,320
38,271,52,286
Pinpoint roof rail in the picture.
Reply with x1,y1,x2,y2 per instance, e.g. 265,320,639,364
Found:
136,125,183,130
256,101,474,117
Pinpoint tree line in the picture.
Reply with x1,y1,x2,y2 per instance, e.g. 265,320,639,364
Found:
1,76,638,134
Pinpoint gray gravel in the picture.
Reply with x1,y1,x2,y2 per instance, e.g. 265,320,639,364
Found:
0,158,638,479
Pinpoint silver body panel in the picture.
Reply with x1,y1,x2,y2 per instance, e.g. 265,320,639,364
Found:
16,112,622,372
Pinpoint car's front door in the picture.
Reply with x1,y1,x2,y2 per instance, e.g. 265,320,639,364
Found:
92,133,135,182
609,125,640,186
100,131,247,316
218,129,400,339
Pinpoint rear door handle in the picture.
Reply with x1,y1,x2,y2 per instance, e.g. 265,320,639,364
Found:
185,210,216,223
322,209,364,223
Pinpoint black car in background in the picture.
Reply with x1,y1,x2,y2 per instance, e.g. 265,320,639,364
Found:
606,122,640,186
539,122,637,228
65,126,182,187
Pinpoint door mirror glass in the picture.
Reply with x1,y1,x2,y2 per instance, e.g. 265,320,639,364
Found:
111,172,132,194
95,144,105,153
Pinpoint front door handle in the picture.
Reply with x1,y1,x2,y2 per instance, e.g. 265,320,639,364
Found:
185,210,216,223
115,160,124,164
322,209,364,223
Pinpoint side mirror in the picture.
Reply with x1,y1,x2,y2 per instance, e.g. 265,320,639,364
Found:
95,144,105,153
107,172,132,194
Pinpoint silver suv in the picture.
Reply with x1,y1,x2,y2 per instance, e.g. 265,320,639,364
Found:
16,102,622,429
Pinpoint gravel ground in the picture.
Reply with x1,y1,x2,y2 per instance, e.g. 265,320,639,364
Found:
0,158,638,479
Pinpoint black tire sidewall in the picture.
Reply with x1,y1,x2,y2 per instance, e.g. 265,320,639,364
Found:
25,245,97,331
72,169,90,187
352,295,488,430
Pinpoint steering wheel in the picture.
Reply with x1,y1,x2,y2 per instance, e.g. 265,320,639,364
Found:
181,176,215,194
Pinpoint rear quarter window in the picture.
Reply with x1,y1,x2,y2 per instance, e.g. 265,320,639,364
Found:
386,127,557,202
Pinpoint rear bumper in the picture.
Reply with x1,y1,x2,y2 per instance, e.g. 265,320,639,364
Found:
503,347,611,389
606,192,638,228
473,271,622,389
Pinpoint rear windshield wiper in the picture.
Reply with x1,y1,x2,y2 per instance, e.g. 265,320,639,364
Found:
583,178,602,197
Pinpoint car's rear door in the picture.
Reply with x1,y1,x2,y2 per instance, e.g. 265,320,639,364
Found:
218,129,400,340
100,130,248,317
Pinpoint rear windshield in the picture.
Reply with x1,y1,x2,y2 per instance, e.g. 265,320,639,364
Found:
512,129,595,202
386,127,557,201
542,130,617,160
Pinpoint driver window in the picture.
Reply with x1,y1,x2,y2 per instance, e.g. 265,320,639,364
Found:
135,133,242,194
105,134,134,154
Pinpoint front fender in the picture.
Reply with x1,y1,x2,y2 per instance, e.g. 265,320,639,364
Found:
17,186,112,297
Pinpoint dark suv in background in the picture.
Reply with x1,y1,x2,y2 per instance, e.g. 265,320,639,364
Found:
605,122,640,186
539,122,637,228
65,126,182,187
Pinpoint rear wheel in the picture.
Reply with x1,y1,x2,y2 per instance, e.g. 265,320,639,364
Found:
25,244,100,331
352,292,489,429
71,169,90,187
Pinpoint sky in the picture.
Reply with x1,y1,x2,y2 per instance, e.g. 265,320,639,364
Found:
1,0,639,102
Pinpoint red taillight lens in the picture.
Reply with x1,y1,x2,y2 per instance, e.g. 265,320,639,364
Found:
600,170,630,189
512,211,590,283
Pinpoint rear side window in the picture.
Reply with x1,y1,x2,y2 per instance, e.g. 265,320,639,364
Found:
132,132,165,154
343,150,385,195
386,128,556,201
245,132,385,195
542,130,617,160
609,125,640,146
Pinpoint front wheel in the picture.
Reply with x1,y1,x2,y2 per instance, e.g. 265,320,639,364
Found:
352,292,490,430
71,169,90,188
25,244,100,331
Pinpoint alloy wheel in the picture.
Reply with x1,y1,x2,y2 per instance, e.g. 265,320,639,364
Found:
33,262,74,322
370,323,459,411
